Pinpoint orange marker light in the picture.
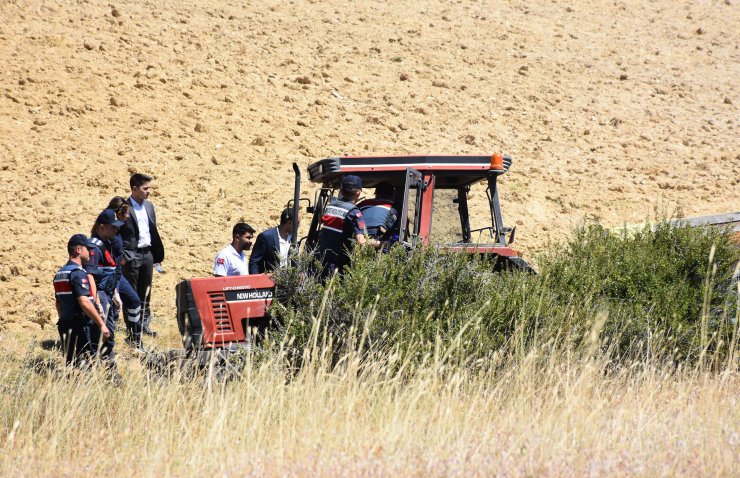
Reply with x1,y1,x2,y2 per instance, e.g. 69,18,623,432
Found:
490,153,504,170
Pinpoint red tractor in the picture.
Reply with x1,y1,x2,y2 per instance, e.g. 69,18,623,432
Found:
176,155,529,353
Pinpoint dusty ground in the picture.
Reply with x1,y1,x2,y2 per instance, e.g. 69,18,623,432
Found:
0,0,738,346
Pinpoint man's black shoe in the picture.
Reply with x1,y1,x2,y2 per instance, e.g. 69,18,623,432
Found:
143,326,158,337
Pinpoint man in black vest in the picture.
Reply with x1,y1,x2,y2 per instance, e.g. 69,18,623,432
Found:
54,234,110,366
315,175,381,278
119,173,165,337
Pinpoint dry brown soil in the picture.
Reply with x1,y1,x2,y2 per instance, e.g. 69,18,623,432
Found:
0,0,738,348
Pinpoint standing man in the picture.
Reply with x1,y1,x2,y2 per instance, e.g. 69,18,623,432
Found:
107,197,143,351
54,234,110,366
249,208,294,274
119,173,165,337
315,175,382,278
87,209,125,359
214,222,256,277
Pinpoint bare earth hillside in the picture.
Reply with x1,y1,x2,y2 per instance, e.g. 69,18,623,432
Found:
0,0,738,341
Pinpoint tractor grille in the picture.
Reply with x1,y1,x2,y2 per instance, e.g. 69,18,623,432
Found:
208,292,233,333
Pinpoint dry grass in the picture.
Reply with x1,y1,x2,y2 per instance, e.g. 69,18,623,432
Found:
1,323,738,477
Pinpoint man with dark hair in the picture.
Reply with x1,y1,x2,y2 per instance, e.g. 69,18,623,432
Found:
356,182,400,240
54,234,110,366
315,175,382,278
119,173,165,337
214,222,256,277
249,208,295,274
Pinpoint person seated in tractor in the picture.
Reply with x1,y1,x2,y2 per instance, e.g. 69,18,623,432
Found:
356,182,400,242
315,175,382,278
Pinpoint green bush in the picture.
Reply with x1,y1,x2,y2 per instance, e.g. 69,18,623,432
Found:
271,221,739,368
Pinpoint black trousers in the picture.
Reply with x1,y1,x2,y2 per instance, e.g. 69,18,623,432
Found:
123,249,154,328
58,322,92,366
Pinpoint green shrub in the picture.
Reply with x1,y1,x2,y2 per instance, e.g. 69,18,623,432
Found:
270,220,739,368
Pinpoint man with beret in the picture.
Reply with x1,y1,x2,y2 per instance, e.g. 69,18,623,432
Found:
315,174,382,278
54,234,110,366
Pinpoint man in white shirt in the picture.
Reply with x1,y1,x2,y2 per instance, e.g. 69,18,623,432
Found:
119,173,165,339
213,223,256,277
248,208,295,274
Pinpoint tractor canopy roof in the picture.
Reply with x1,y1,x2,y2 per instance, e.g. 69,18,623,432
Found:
307,155,512,189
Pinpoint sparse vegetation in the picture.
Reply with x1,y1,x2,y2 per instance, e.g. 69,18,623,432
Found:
1,221,738,476
272,220,739,368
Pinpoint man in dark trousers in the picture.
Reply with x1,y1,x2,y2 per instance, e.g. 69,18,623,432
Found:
249,208,294,274
86,209,125,360
54,234,110,366
119,173,164,337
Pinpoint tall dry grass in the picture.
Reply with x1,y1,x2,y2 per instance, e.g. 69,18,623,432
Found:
1,315,738,477
2,221,738,476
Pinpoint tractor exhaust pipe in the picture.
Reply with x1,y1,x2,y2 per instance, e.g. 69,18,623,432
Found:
291,162,301,246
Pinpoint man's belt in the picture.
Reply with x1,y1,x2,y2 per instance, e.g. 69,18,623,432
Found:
135,246,152,253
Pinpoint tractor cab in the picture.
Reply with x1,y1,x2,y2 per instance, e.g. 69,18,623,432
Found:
299,155,529,270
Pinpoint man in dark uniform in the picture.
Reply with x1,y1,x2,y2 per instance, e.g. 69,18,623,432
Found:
108,201,144,351
54,234,110,366
315,175,382,278
356,182,400,240
86,209,124,359
119,173,165,337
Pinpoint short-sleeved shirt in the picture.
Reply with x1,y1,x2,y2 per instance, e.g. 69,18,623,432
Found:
54,261,94,326
85,236,118,294
213,244,248,276
316,197,367,270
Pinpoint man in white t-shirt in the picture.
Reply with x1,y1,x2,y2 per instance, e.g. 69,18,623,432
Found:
213,223,256,277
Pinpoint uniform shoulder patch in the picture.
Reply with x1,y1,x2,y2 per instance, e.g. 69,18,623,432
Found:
217,258,225,265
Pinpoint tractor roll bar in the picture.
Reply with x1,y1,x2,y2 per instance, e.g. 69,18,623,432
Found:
291,162,301,246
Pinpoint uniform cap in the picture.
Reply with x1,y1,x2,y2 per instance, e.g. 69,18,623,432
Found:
341,175,362,191
96,208,124,227
67,234,91,248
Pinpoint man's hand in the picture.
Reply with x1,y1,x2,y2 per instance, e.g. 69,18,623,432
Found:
114,293,122,313
78,296,110,341
355,234,383,250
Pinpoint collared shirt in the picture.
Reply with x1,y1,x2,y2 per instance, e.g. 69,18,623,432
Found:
278,230,291,267
213,244,248,277
129,197,151,248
